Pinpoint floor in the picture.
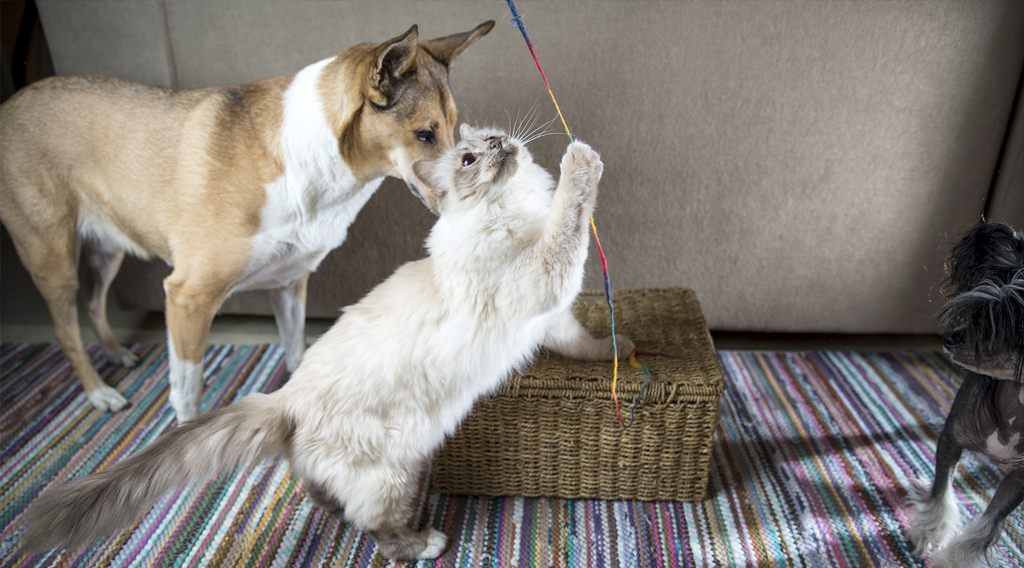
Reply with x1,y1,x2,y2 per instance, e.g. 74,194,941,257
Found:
0,229,943,352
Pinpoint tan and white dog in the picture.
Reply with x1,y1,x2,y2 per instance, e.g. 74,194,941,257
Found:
0,21,494,422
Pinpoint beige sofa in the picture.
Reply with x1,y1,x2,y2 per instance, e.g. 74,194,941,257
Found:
25,1,1024,335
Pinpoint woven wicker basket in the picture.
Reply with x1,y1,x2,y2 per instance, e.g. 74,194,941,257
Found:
431,288,724,502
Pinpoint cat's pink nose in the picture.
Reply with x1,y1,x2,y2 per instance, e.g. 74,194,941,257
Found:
489,138,502,150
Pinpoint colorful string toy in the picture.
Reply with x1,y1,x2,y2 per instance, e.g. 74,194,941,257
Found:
504,0,653,429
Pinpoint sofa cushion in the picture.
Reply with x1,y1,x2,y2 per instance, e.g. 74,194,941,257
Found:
35,0,1024,334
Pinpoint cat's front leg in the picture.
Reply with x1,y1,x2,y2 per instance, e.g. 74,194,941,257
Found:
544,307,634,361
539,141,604,297
550,141,602,237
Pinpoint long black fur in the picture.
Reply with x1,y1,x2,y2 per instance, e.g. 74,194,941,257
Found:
940,222,1024,382
909,222,1024,566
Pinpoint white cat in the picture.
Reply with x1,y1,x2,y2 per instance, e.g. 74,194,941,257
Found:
19,125,633,560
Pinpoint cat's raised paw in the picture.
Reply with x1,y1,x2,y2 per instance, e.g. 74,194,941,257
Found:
562,141,603,183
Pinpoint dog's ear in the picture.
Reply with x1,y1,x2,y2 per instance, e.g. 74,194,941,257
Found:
369,25,419,106
421,21,495,68
412,159,448,212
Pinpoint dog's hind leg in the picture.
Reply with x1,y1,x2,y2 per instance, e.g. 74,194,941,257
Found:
81,241,138,368
268,273,308,373
931,468,1024,568
9,225,129,412
909,430,963,555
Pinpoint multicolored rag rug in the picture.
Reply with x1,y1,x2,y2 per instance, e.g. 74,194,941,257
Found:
1,343,1022,567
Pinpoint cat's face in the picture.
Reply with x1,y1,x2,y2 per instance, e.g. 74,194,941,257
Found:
412,124,524,214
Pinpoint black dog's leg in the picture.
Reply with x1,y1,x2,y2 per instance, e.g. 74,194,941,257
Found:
909,428,964,555
933,468,1024,567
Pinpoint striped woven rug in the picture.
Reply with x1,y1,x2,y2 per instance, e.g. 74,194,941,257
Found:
1,344,1022,567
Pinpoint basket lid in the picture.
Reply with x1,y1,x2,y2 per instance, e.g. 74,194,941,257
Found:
497,288,725,404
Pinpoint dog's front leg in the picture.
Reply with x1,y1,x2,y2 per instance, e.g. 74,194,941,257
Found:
163,271,229,422
932,468,1024,568
909,430,963,555
268,273,309,373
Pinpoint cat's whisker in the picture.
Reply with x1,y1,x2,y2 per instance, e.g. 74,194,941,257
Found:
522,130,563,146
512,101,541,142
526,112,556,135
517,103,537,140
528,132,561,144
522,102,543,141
521,115,559,145
502,108,514,140
514,106,528,140
524,118,559,141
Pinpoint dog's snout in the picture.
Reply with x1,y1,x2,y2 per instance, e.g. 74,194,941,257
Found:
943,330,964,350
489,137,502,151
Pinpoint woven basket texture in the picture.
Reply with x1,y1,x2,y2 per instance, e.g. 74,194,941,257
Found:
431,288,725,502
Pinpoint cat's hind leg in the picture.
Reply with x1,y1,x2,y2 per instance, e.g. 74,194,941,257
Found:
544,307,633,361
302,478,344,516
336,462,446,560
367,526,447,561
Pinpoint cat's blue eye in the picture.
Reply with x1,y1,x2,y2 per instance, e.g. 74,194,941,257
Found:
416,130,435,144
461,154,477,167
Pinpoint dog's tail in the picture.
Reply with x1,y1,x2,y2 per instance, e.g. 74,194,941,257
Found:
19,393,292,551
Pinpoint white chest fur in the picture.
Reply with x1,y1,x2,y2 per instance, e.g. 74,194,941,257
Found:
236,57,384,293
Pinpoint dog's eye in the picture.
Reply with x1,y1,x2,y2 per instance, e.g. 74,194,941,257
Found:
416,130,435,144
461,154,477,167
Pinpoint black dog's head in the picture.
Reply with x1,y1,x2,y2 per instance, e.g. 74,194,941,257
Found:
939,222,1024,382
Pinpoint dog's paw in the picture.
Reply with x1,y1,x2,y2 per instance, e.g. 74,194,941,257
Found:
923,550,955,568
907,480,961,556
104,346,139,368
87,384,129,412
174,404,200,424
932,517,1001,568
928,541,990,568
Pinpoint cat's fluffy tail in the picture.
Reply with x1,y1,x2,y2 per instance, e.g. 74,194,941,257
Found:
19,393,291,552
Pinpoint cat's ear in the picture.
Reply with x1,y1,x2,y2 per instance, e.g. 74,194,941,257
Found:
459,123,476,141
413,160,448,212
368,25,419,107
421,21,495,67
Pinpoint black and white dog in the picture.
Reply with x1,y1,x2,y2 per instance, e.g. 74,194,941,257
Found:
909,222,1024,567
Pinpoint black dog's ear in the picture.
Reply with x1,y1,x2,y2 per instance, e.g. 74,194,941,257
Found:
946,222,1024,295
